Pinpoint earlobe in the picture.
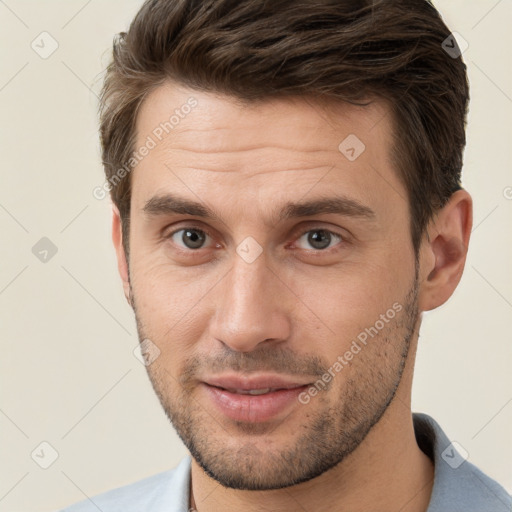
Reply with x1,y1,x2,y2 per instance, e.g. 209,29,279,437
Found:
111,205,132,307
418,189,473,312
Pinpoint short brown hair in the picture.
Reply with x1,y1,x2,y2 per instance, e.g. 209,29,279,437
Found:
99,0,469,256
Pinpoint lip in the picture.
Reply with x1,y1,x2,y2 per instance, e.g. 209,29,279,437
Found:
203,374,312,392
200,374,312,423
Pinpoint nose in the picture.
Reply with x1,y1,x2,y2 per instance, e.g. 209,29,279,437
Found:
208,251,291,353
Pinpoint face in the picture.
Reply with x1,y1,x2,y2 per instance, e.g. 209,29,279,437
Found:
123,82,421,490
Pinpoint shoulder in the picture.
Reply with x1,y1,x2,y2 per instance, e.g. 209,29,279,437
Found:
57,456,191,512
413,413,512,512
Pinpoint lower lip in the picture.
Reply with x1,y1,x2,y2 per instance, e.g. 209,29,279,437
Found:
201,383,309,423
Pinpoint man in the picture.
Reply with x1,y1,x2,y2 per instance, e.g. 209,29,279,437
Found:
61,0,511,510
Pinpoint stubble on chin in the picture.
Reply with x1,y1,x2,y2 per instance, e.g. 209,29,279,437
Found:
130,272,419,490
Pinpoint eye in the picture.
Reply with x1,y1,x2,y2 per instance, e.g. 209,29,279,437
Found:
295,228,344,251
166,225,346,254
168,227,213,250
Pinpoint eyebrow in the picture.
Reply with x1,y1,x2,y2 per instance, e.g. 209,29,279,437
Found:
142,193,376,224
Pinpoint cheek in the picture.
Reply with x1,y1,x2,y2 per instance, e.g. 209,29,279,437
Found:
129,253,221,353
288,257,412,351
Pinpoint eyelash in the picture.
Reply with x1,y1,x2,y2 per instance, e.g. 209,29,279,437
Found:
294,228,344,252
165,225,346,253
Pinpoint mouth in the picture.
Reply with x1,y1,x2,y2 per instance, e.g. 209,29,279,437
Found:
208,382,308,395
212,387,286,395
200,375,312,423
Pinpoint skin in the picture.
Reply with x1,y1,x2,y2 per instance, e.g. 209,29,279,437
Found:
112,81,472,512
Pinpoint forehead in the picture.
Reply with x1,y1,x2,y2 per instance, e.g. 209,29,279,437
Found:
131,81,404,218
135,82,393,152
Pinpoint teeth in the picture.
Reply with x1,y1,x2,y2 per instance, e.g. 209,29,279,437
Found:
228,388,273,395
246,388,272,395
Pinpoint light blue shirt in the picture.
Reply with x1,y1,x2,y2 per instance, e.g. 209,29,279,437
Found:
59,413,511,511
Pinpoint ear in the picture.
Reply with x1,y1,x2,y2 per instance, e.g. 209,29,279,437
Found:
418,189,473,312
112,204,132,308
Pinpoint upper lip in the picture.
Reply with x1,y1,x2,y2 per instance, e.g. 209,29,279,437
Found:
202,374,312,391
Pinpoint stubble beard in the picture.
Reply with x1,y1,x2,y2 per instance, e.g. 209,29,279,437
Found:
131,270,419,490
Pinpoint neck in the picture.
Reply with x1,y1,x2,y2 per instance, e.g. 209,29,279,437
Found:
190,341,434,512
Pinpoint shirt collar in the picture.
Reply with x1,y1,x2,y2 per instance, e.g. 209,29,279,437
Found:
414,412,511,511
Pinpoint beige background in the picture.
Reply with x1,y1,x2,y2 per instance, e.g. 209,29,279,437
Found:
0,1,511,510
